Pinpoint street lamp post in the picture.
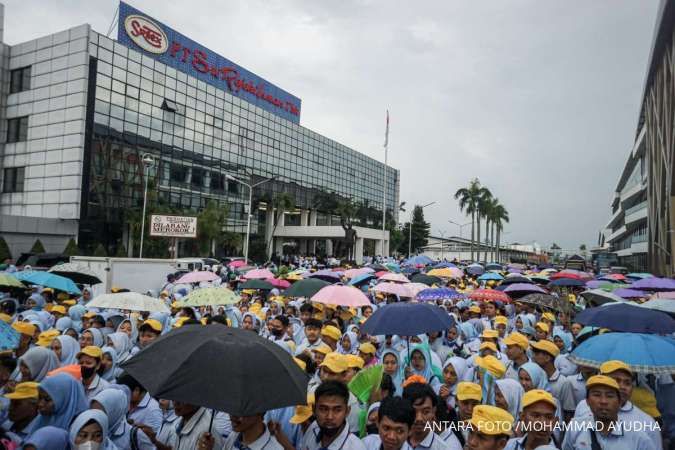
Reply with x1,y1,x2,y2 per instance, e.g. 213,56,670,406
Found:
408,201,435,258
448,220,471,239
139,154,154,259
226,174,275,264
438,230,447,261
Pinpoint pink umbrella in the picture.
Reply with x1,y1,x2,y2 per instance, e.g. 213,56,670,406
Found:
244,268,276,280
228,260,248,268
310,285,371,307
176,271,219,284
266,278,290,289
651,291,675,300
380,273,410,283
344,267,375,279
375,271,389,278
373,282,414,298
406,283,429,297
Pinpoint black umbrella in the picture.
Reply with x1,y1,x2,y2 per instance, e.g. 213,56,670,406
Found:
283,278,330,298
367,264,389,272
48,263,102,285
500,275,533,285
518,293,570,313
121,324,308,415
239,279,274,290
410,274,443,286
361,302,454,336
574,303,675,334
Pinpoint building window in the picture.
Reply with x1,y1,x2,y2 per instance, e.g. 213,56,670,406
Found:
210,172,225,191
2,167,25,193
7,117,28,143
10,66,31,94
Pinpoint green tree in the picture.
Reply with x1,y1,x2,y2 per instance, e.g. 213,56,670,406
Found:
491,200,509,263
63,238,81,257
398,205,431,255
93,243,107,257
115,244,128,257
0,237,11,262
454,178,491,262
579,244,587,251
198,200,229,256
267,193,295,259
30,239,45,254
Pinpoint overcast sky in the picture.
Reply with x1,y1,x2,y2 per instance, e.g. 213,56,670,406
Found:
3,1,660,250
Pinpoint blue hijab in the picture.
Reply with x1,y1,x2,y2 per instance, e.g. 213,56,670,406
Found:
55,317,74,332
100,346,119,382
69,409,117,450
24,426,70,450
459,322,478,343
519,362,551,392
36,373,88,430
54,335,80,367
68,305,86,332
401,343,442,383
552,329,573,353
92,388,128,440
381,349,404,395
338,331,359,355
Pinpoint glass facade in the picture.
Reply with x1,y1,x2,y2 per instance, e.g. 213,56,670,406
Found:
79,31,399,253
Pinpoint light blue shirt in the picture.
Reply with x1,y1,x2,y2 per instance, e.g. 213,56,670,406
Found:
408,431,451,450
562,417,655,450
300,421,366,450
362,434,412,450
504,435,556,450
567,372,586,406
128,392,163,433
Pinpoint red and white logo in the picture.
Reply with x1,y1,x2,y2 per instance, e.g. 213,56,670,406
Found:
124,15,168,54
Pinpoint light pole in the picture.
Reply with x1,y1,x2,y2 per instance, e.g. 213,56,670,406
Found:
408,201,435,258
139,154,154,259
448,220,471,239
226,174,275,264
438,229,447,261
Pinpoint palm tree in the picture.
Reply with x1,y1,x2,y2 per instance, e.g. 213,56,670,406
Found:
477,187,493,263
492,201,509,262
483,197,499,262
454,179,490,261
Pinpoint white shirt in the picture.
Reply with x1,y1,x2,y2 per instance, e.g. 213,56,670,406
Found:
222,426,283,450
362,434,412,450
296,338,323,356
567,372,586,406
437,429,463,450
83,374,110,401
547,369,576,412
408,431,451,450
165,407,225,450
300,421,366,450
504,435,557,450
128,392,163,433
562,417,656,450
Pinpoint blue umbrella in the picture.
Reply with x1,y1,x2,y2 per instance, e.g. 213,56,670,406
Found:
416,288,463,302
361,302,454,336
626,272,654,280
433,262,457,269
575,303,675,334
0,321,20,351
630,277,675,291
569,332,675,374
14,271,81,295
403,255,433,267
485,263,502,271
348,273,376,286
478,272,503,281
548,278,585,287
466,264,485,276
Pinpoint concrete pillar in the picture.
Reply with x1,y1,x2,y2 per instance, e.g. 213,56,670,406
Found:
326,239,333,256
375,239,383,256
384,239,389,257
299,239,308,255
309,209,318,226
275,237,284,256
265,209,275,259
300,209,309,227
355,237,364,264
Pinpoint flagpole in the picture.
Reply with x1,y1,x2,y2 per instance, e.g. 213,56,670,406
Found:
382,110,389,258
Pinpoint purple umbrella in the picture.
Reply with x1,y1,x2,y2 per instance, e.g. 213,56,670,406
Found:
307,269,343,282
613,288,648,299
503,283,547,295
631,277,675,292
586,280,615,290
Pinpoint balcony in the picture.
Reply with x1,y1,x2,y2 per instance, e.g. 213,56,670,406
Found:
620,180,646,204
625,202,647,225
607,225,627,244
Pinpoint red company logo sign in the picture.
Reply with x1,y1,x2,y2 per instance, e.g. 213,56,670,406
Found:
124,15,168,54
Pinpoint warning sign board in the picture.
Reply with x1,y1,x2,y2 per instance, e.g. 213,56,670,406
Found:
149,215,197,238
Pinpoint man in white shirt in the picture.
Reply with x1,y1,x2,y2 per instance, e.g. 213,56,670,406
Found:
221,413,283,450
465,405,513,450
504,389,558,450
402,381,452,450
530,340,575,420
362,396,414,450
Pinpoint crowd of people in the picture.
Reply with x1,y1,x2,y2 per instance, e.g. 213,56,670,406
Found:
0,257,671,450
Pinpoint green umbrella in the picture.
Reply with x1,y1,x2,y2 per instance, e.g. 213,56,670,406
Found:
283,278,331,298
0,274,24,289
182,287,240,307
239,279,274,290
410,274,442,286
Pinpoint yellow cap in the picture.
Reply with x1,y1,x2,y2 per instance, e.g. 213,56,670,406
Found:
171,301,181,309
321,325,341,342
480,342,498,354
345,354,364,369
62,300,76,306
503,332,529,350
312,344,332,355
359,342,376,355
290,394,315,424
521,389,557,410
0,314,11,324
36,329,60,347
456,382,482,402
286,340,296,354
293,357,307,371
481,330,499,340
56,292,69,301
599,360,632,376
41,288,54,294
4,382,39,400
495,316,508,326
475,355,506,379
535,322,549,333
469,306,481,314
631,386,661,419
12,322,36,337
83,312,97,319
586,375,620,392
51,305,67,315
542,312,555,322
77,345,103,359
173,317,189,328
530,339,560,357
469,405,514,436
141,319,163,333
320,352,348,373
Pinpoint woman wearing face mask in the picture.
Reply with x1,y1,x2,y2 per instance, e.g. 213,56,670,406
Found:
364,402,380,435
69,409,119,449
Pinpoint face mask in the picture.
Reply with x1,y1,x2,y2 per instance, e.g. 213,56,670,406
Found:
271,328,284,338
81,366,97,379
76,441,100,450
365,423,379,435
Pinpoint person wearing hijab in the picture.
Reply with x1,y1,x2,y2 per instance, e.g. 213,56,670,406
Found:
69,305,87,332
443,325,464,357
518,362,551,392
91,388,154,450
337,331,359,355
34,373,88,430
401,344,442,392
55,317,74,333
439,357,471,410
77,287,93,306
380,349,403,396
69,409,119,449
18,347,60,382
26,294,45,311
459,322,480,355
552,329,577,376
99,347,119,382
106,315,125,331
494,379,524,422
22,426,70,450
241,312,261,334
106,332,134,364
117,318,139,345
51,334,80,367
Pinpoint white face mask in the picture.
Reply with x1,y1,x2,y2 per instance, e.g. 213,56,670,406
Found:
75,441,101,450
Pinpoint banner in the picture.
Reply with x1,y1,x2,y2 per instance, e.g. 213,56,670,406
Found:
150,215,197,238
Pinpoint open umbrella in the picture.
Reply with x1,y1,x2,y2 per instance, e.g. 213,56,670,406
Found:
500,275,533,285
310,285,371,307
121,324,308,415
549,278,586,288
379,273,410,283
347,274,376,286
550,270,591,281
518,293,569,313
367,264,389,272
574,303,675,334
569,332,675,374
182,287,240,307
344,267,374,279
403,255,433,266
228,260,248,269
406,283,430,298
48,263,102,285
15,271,81,295
630,277,675,292
410,274,442,286
477,272,503,282
239,279,274,291
372,282,413,298
466,264,485,276
176,271,220,284
485,263,503,271
469,289,510,303
283,278,331,298
579,289,625,307
585,280,617,290
639,298,675,315
503,283,547,297
243,268,276,280
266,278,290,289
308,269,343,282
87,292,170,313
613,288,648,299
0,274,24,289
626,272,654,280
361,302,454,336
0,321,20,351
416,288,463,302
651,291,675,300
433,262,456,269
427,268,463,279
